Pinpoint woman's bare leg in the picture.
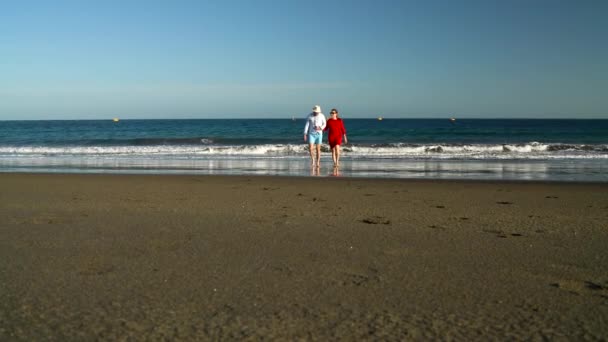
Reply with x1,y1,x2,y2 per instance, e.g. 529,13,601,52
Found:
335,145,341,166
331,147,337,166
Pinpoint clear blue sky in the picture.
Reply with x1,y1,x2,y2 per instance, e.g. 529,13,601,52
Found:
1,0,607,119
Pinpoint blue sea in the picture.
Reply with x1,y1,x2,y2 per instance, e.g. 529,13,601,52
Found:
1,119,607,181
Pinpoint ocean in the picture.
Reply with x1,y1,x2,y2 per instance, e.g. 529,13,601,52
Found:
1,119,607,181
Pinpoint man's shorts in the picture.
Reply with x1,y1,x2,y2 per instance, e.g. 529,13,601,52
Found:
308,132,323,145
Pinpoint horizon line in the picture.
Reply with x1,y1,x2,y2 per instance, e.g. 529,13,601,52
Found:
2,117,608,121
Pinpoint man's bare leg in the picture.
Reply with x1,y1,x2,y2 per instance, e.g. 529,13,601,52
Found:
309,143,316,166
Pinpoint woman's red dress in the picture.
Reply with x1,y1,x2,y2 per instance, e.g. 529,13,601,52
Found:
325,118,346,148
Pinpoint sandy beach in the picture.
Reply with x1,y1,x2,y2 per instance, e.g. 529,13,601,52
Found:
1,173,607,340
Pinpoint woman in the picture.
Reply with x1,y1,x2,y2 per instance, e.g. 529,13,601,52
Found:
324,108,347,167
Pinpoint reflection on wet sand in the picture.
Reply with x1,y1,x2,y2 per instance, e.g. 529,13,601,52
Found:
331,166,342,177
0,156,605,182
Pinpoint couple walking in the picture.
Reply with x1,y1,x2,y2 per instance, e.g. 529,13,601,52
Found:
303,105,347,168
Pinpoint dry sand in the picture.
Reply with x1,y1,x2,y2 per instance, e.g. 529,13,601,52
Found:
1,173,607,340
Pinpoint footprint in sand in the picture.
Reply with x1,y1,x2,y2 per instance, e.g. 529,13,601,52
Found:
482,230,523,238
545,196,559,199
496,201,513,205
338,268,381,287
269,264,294,277
449,216,470,222
435,205,445,209
550,280,608,299
428,225,446,230
585,281,606,291
78,262,115,276
361,216,391,225
482,229,509,238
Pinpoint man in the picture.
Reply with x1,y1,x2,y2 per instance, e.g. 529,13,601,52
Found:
303,105,327,168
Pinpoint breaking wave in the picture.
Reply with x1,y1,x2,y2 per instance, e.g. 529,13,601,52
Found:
1,142,607,160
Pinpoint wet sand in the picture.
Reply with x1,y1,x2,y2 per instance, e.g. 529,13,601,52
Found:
1,173,607,340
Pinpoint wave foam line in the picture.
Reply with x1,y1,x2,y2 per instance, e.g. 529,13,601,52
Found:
0,142,606,159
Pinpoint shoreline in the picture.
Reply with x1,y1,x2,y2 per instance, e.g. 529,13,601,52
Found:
2,170,608,185
1,154,607,183
0,171,608,186
1,173,607,339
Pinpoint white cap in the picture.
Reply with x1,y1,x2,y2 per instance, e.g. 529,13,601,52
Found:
312,105,321,113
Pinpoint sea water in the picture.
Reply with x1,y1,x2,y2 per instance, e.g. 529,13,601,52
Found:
1,119,607,181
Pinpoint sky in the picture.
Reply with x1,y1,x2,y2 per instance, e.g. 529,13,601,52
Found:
1,0,607,119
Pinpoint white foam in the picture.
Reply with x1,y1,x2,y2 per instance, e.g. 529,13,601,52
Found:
0,142,606,160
